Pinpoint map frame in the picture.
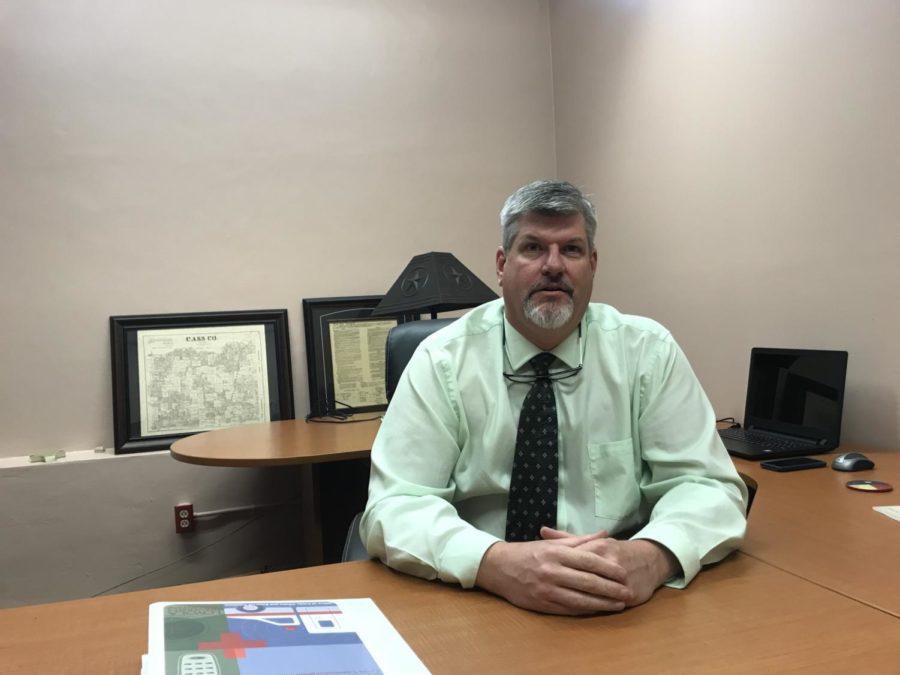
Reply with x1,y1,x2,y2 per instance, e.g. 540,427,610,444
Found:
301,296,419,418
110,309,294,454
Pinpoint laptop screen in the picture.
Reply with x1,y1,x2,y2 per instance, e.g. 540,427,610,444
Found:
744,348,848,443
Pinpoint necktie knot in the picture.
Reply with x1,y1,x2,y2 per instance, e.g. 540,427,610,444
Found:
530,352,555,378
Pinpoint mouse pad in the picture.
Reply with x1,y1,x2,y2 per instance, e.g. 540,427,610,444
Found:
846,480,893,492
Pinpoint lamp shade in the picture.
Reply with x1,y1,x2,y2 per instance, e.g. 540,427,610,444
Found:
371,252,498,317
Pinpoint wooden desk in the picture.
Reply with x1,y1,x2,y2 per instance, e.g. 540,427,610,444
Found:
735,449,900,617
170,419,381,563
2,556,898,674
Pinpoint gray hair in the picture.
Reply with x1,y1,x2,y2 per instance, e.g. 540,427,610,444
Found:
500,180,597,252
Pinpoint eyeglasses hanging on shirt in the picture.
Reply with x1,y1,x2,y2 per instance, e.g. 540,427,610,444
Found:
501,322,584,383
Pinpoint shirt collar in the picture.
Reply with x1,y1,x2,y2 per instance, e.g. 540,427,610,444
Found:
502,313,583,372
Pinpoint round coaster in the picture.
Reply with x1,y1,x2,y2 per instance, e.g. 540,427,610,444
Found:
846,480,893,492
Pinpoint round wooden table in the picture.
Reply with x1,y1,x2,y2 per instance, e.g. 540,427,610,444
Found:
170,418,381,467
170,417,381,563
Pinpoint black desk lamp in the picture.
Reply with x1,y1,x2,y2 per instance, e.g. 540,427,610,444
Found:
371,251,498,318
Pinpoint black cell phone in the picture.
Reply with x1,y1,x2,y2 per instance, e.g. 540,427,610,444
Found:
760,457,827,472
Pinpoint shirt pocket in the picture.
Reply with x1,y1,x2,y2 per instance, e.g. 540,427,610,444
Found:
587,439,640,520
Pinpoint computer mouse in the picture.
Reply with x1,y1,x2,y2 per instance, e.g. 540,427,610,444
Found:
831,452,875,472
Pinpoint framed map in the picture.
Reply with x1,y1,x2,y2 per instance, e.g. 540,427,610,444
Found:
302,296,418,418
110,310,294,454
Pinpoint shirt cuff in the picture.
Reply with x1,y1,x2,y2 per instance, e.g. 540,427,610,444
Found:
437,527,503,588
629,521,698,589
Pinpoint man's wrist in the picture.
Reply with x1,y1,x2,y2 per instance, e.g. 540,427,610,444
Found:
474,540,508,591
634,538,681,586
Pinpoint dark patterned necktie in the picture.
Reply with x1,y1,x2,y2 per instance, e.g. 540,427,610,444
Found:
505,352,558,542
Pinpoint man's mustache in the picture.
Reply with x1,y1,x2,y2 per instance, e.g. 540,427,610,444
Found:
528,281,574,297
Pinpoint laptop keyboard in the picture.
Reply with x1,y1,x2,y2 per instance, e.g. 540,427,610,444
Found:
719,427,816,450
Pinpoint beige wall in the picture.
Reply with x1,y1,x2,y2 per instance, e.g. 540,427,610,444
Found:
551,0,900,450
0,0,556,457
0,454,306,608
2,1,898,456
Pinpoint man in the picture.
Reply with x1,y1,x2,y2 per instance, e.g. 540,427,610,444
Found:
361,180,747,615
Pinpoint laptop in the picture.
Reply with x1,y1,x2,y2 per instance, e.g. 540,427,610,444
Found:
720,347,848,460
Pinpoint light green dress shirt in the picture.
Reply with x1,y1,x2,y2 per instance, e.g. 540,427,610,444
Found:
361,299,747,589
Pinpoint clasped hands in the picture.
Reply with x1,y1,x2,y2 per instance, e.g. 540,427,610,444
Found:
475,527,677,616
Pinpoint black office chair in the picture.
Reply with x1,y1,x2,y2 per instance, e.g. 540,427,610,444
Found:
383,319,456,401
342,319,455,562
739,472,758,516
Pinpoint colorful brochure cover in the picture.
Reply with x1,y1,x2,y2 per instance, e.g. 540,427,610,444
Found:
146,598,429,675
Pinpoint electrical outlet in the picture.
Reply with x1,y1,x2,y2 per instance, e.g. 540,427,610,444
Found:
175,503,194,533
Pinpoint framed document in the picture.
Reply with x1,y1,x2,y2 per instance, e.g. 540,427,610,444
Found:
110,310,294,454
302,296,419,418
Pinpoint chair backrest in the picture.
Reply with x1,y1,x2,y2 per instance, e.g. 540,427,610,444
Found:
385,319,455,401
738,472,758,515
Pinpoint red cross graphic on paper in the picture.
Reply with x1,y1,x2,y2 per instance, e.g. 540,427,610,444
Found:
197,632,267,659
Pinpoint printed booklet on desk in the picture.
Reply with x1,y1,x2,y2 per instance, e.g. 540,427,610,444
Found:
145,598,430,675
